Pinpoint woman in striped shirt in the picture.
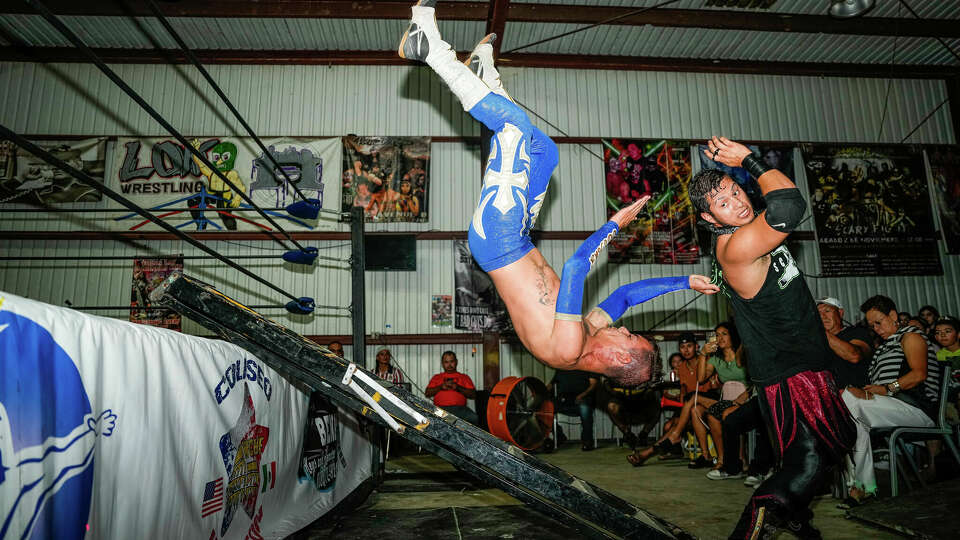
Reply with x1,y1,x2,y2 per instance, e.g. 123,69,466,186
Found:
840,295,940,505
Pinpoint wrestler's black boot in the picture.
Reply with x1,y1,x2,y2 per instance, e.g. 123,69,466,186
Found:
398,0,490,112
398,0,438,62
728,501,787,540
785,508,823,540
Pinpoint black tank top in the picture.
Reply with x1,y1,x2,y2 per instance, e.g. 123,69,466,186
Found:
726,245,828,386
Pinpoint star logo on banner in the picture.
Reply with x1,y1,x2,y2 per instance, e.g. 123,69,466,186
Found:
218,383,270,538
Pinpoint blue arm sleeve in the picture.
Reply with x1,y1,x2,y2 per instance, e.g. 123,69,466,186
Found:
555,221,619,318
596,276,690,323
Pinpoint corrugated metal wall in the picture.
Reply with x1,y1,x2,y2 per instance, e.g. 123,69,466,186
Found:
1,62,958,406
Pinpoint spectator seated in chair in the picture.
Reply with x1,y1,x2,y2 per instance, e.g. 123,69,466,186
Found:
627,332,721,466
602,376,660,450
425,351,479,425
692,322,748,471
933,317,960,425
548,370,600,451
839,295,942,507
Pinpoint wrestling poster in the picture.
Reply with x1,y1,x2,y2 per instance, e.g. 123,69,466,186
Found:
602,139,699,264
696,144,797,212
111,136,340,231
453,240,512,332
431,294,452,328
926,145,960,254
801,144,942,276
130,256,183,330
0,138,106,204
341,136,430,223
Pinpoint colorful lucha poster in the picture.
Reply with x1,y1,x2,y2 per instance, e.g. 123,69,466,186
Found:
341,136,430,223
603,139,699,264
801,144,941,276
927,145,960,254
0,138,106,204
130,256,184,330
112,137,339,231
453,240,512,332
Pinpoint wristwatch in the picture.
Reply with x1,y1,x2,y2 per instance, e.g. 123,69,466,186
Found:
887,380,901,395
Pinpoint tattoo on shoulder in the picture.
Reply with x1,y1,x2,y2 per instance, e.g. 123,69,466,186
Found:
534,263,552,306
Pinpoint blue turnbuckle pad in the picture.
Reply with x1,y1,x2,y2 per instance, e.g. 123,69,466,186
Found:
285,198,323,220
282,247,318,265
285,297,315,315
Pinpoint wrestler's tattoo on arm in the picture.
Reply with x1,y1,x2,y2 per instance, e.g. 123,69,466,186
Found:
534,263,552,306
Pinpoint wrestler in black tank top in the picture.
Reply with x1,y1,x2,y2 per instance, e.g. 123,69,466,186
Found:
725,245,828,386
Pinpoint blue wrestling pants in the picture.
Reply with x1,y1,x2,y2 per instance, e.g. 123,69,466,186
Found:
466,94,559,272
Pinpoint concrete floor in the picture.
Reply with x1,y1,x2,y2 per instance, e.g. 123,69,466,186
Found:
368,442,904,540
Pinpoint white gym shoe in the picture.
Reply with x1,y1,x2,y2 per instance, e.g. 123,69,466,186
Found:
706,469,743,480
743,472,769,487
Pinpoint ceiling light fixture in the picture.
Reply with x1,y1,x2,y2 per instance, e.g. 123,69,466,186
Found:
829,0,876,18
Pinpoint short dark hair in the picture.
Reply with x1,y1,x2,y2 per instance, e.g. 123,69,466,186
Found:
919,305,940,317
935,317,960,333
688,168,728,213
861,295,897,316
609,344,659,387
441,350,456,360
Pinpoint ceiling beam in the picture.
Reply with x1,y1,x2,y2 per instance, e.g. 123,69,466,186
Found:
505,4,960,39
3,46,955,79
1,0,957,39
485,0,511,58
0,1,489,19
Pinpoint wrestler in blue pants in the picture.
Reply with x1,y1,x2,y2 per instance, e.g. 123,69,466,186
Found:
467,94,558,272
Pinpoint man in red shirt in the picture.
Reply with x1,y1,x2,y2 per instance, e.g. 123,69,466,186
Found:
425,351,478,424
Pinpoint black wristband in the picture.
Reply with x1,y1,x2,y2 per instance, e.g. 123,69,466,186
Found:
741,154,771,179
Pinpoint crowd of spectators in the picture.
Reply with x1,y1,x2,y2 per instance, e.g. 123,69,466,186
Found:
621,296,959,506
327,296,959,502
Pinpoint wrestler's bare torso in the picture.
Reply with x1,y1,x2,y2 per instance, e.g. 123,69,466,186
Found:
487,198,652,371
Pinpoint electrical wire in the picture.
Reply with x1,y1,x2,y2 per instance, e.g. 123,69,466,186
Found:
145,0,315,206
503,0,682,55
25,0,308,253
895,0,958,143
644,293,704,332
876,1,901,142
512,97,603,161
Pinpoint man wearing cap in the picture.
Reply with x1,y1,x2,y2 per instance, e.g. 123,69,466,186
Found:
426,351,478,424
817,297,874,389
373,347,405,385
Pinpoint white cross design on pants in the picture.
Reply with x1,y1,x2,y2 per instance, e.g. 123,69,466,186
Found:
471,123,530,239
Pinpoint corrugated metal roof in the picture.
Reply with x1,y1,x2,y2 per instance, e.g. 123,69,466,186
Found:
2,5,959,66
0,15,486,52
508,0,960,19
502,22,960,64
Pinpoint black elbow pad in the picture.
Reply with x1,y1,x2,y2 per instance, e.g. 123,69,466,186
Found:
763,188,806,233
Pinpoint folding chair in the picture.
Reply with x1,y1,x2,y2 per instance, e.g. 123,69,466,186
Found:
876,364,960,497
552,389,598,449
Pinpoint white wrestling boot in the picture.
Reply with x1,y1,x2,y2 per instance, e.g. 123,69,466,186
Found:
463,33,515,103
398,0,490,111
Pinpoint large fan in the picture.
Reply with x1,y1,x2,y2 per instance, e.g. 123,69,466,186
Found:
486,376,555,451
